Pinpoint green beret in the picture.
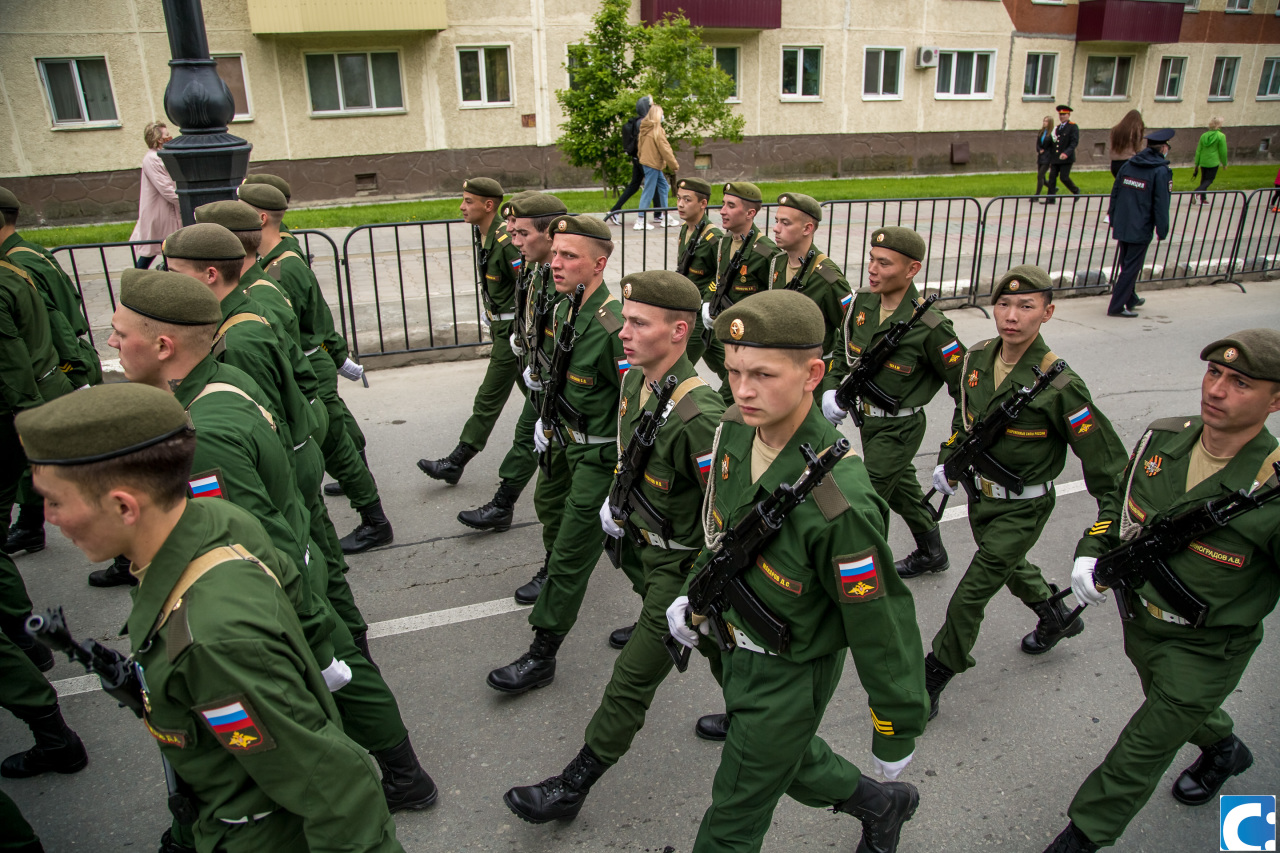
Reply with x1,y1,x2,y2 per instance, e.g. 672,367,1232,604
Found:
462,177,504,199
991,264,1052,304
714,290,824,350
777,193,821,222
163,223,246,262
16,383,192,466
194,200,262,232
549,214,613,243
722,181,763,205
120,268,222,326
0,187,18,212
237,183,288,211
500,191,534,219
869,226,926,262
1200,328,1280,382
511,192,568,218
675,177,711,198
242,173,292,200
620,270,701,312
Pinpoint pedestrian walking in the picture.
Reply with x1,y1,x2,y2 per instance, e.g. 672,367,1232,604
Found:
1270,163,1280,212
1108,110,1144,179
1192,117,1228,204
1035,116,1055,196
636,104,679,231
127,121,180,269
1107,129,1174,318
604,96,651,226
1042,105,1080,205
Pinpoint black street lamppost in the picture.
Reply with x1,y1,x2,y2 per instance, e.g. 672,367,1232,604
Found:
156,0,253,225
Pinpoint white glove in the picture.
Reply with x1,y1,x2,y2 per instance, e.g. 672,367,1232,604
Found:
872,751,913,781
1071,556,1107,606
77,384,90,391
666,595,700,650
523,365,543,392
533,418,549,453
701,303,713,326
338,358,364,382
932,464,956,496
599,499,624,539
509,331,524,357
321,657,353,692
821,390,848,426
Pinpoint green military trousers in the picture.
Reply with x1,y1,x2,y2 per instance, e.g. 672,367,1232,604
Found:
309,351,379,510
327,610,407,753
494,381,539,493
692,648,862,853
860,412,938,537
686,311,709,367
1068,610,1262,846
699,336,732,404
191,783,402,853
296,439,367,637
459,319,522,455
0,787,42,852
1,630,57,713
931,492,1055,674
528,441,616,635
584,543,722,765
0,418,34,633
531,441,573,556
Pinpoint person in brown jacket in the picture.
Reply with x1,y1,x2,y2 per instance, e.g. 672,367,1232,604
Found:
636,103,679,231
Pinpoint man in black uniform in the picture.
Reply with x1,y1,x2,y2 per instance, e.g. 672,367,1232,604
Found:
1107,129,1173,318
1042,105,1080,205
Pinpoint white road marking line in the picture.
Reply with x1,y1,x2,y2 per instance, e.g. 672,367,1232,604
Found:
52,477,1091,699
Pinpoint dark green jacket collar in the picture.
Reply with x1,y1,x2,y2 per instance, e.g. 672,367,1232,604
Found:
0,232,22,255
976,333,1052,397
1156,418,1279,512
172,355,221,409
127,500,202,651
219,285,253,321
724,400,838,500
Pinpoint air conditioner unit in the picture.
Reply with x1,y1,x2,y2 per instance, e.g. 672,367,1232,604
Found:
916,47,940,69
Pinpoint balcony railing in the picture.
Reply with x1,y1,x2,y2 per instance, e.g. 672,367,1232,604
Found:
640,0,781,29
1076,0,1183,43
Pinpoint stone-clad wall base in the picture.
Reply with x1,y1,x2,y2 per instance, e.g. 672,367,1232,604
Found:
9,126,1277,226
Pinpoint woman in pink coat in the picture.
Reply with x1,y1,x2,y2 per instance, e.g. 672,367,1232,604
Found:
128,121,180,268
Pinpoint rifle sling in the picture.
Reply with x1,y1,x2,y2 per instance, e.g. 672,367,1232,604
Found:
147,545,280,641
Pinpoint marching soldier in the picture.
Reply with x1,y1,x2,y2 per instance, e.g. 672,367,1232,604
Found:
1044,329,1280,853
486,215,626,693
2,630,87,780
672,177,722,367
666,290,927,853
924,265,1127,720
419,178,525,490
824,227,966,579
503,270,725,823
768,192,851,396
241,173,305,259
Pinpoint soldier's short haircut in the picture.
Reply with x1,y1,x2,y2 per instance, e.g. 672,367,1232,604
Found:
525,213,561,235
663,308,697,328
209,258,243,286
39,431,196,510
1,210,16,227
588,236,614,261
235,230,263,256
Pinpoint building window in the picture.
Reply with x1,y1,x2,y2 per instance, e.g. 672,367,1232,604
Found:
1225,0,1251,11
936,50,994,99
305,52,403,115
1083,55,1132,98
1259,57,1280,99
863,48,903,99
458,46,512,107
213,54,251,120
36,57,119,126
1155,56,1187,100
781,46,822,100
1023,53,1056,98
1184,0,1199,9
1209,57,1240,100
566,46,584,91
714,47,740,101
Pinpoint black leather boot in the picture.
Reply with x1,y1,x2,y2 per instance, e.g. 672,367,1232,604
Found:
834,774,920,853
487,629,564,694
457,482,520,532
514,553,550,605
416,443,477,486
695,713,729,741
88,554,138,588
352,631,379,672
608,623,635,650
323,481,344,497
371,735,439,812
340,501,394,554
1021,584,1084,655
1042,822,1100,852
157,828,197,853
503,744,609,823
924,652,954,722
1,704,88,778
1172,734,1253,805
2,614,54,673
3,503,45,555
894,527,949,579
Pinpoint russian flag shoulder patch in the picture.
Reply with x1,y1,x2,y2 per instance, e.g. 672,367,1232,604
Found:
189,470,226,500
1066,404,1095,438
195,695,275,754
835,549,885,602
693,448,715,487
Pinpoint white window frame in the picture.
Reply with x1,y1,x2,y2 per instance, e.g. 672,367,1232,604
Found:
1209,56,1241,100
780,45,823,101
934,49,996,100
713,46,742,103
1022,52,1057,100
212,53,253,122
1184,0,1199,10
1082,54,1134,100
1155,55,1188,101
1224,0,1251,12
862,47,904,101
35,56,121,129
303,50,406,117
456,44,515,109
1031,0,1065,4
1258,56,1280,100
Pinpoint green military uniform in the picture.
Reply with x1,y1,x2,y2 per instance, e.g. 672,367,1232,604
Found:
241,260,300,346
2,233,99,387
522,260,572,554
771,252,850,395
675,209,722,366
706,220,783,401
502,260,549,498
0,785,42,852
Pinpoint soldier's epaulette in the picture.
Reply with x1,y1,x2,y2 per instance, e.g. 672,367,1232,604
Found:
752,241,775,258
722,404,746,424
811,469,851,522
496,232,509,244
919,310,942,329
816,260,840,284
166,599,193,662
595,305,623,334
1040,351,1072,389
1147,416,1196,433
970,338,994,352
701,225,718,241
673,393,703,423
211,336,228,358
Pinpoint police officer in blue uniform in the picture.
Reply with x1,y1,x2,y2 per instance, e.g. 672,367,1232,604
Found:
1107,129,1173,318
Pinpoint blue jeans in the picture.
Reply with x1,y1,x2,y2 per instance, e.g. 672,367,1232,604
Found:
639,166,669,219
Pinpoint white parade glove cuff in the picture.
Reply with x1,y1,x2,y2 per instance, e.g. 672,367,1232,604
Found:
821,389,848,426
1071,556,1107,606
533,418,549,453
523,365,544,392
932,464,956,496
509,332,524,356
321,657,353,692
872,751,913,781
77,384,91,391
701,303,714,326
666,595,699,649
338,358,364,382
599,499,625,539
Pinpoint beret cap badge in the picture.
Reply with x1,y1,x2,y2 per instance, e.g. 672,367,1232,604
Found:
730,319,745,340
622,283,632,298
1009,280,1020,291
558,220,567,231
1224,347,1238,362
875,233,884,243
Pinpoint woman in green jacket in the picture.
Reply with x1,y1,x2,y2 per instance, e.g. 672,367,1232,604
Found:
1192,117,1228,204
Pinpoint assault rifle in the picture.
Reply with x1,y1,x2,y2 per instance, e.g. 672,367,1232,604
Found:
537,284,586,469
834,293,939,428
701,227,756,346
665,439,851,672
604,375,678,568
921,359,1066,521
676,222,707,278
1052,461,1280,628
513,262,532,355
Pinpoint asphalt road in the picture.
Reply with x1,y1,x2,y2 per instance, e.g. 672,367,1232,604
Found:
4,281,1279,852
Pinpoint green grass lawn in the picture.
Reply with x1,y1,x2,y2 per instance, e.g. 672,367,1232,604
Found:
28,163,1279,248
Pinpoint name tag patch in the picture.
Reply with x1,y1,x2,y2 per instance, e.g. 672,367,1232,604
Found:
567,372,595,387
1122,177,1147,190
883,360,913,375
757,555,803,595
1187,540,1245,568
1005,426,1048,439
643,471,670,492
1127,496,1147,523
144,714,188,748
